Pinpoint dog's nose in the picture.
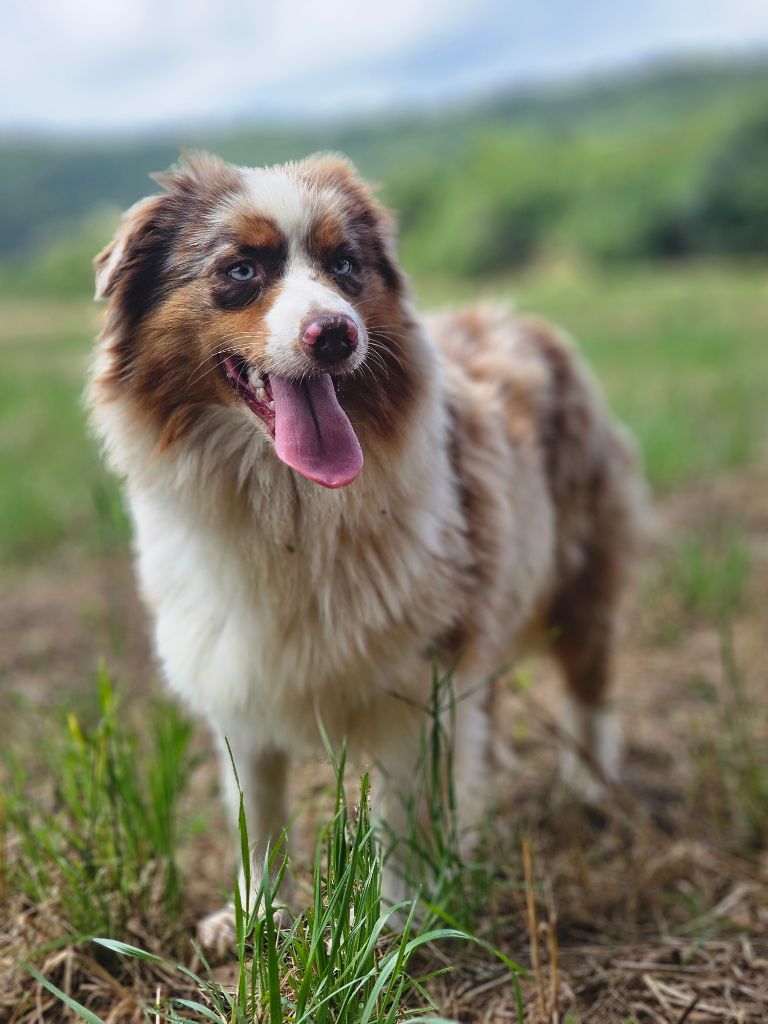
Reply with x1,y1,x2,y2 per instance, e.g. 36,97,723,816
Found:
302,315,358,366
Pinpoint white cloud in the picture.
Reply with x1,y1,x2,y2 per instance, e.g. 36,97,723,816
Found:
0,0,474,129
2,0,768,133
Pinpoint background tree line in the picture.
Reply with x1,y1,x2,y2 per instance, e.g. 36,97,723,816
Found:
1,55,768,296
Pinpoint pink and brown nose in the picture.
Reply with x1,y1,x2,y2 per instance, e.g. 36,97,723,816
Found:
302,314,358,366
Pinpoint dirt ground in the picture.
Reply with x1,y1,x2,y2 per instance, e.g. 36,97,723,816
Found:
2,462,767,1023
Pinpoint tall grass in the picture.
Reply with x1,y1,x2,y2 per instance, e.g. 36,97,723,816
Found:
687,622,768,850
3,666,193,940
383,665,494,933
27,674,524,1022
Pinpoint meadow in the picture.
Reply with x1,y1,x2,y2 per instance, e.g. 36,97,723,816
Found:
1,261,767,1022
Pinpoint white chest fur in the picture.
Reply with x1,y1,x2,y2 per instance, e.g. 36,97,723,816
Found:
125,410,474,751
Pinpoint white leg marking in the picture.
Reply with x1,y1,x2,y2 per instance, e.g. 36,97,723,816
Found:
559,694,620,801
197,732,294,950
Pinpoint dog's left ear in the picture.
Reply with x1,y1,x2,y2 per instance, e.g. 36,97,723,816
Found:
303,152,396,232
94,194,168,301
302,152,403,292
95,152,242,312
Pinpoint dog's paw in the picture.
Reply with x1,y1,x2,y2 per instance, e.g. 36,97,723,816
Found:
197,906,237,955
559,753,612,803
559,697,620,803
197,903,294,954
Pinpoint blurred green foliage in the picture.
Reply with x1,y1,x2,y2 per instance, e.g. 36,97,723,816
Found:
687,113,768,254
2,57,768,296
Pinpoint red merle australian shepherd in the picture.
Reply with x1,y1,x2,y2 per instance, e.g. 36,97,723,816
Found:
90,151,648,945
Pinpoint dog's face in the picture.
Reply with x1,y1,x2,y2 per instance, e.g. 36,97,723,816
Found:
94,152,416,488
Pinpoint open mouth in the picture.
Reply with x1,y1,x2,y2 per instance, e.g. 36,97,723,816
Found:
220,352,363,489
222,353,276,433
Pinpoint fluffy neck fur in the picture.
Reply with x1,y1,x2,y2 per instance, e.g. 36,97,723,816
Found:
89,312,474,701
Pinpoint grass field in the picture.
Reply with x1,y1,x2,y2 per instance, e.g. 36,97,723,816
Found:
1,264,767,1022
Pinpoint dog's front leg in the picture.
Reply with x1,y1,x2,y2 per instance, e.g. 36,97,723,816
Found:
198,726,292,951
374,688,491,913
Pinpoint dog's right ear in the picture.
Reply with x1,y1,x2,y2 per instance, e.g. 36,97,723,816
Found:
94,194,168,302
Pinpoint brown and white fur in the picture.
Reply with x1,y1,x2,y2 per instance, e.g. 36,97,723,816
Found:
89,151,647,945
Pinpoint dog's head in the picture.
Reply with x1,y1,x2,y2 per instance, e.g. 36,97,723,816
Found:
93,152,417,488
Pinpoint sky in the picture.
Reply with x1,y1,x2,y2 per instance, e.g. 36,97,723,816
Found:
3,0,768,134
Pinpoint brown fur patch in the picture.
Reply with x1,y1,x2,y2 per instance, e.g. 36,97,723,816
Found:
95,268,286,453
516,314,646,704
431,307,540,448
421,304,644,677
93,154,245,394
341,299,422,450
298,153,363,196
230,212,285,252
435,396,507,660
152,150,243,205
308,209,346,259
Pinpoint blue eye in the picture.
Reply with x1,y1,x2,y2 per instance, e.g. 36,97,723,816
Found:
333,257,353,276
228,261,255,282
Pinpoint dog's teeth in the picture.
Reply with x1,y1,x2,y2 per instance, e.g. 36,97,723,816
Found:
249,369,264,388
256,387,267,401
268,401,275,410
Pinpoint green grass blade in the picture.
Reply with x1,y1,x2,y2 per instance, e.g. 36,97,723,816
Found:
92,937,166,962
173,998,226,1022
26,964,106,1024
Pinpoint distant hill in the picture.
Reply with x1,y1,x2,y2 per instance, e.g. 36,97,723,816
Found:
2,54,768,287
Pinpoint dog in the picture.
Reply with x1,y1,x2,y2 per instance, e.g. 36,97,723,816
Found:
89,151,647,945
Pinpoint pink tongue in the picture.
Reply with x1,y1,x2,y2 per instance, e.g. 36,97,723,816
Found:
270,373,363,488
